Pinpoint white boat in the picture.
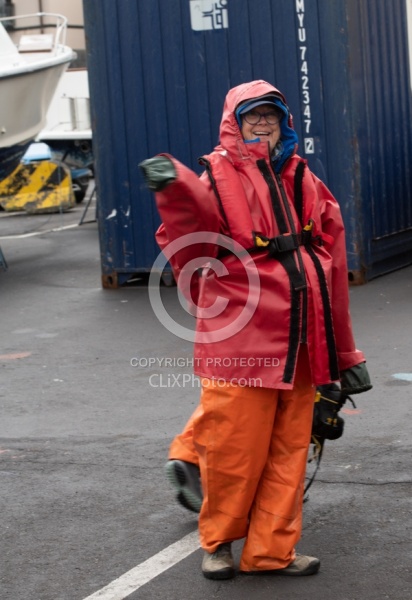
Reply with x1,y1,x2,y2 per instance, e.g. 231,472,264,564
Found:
0,12,75,179
37,67,94,171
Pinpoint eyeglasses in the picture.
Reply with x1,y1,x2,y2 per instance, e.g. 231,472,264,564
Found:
242,110,281,125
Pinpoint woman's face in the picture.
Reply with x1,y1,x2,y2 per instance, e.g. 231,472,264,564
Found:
240,104,281,152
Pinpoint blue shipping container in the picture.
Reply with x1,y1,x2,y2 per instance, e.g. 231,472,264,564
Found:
83,0,412,286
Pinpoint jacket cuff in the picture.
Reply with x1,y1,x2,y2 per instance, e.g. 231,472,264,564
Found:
337,349,366,373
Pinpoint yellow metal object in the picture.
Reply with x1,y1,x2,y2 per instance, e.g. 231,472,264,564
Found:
0,160,75,213
255,235,270,247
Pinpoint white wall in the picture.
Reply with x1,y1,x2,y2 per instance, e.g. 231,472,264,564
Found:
10,0,85,49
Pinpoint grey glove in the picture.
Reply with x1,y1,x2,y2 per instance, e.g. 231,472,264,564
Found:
340,362,372,395
139,156,176,191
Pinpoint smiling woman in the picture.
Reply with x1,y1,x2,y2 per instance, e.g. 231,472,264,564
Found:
140,78,371,582
238,101,282,152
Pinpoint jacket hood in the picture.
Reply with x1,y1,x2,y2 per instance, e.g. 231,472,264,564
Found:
218,80,298,172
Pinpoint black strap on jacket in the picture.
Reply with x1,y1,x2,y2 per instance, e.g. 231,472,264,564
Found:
293,161,340,381
256,159,307,293
294,160,306,224
198,157,226,221
257,158,308,383
256,230,313,255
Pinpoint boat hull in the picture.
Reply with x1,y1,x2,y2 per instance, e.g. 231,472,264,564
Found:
0,141,31,180
0,60,71,150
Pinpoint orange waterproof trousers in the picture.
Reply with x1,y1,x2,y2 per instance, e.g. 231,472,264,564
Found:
169,347,315,571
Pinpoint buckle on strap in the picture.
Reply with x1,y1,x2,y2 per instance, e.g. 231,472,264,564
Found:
254,227,314,256
253,233,307,291
268,233,299,255
300,228,313,245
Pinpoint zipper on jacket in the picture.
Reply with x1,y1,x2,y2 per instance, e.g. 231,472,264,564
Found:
274,172,308,344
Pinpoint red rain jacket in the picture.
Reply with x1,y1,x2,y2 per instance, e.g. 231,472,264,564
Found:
154,80,364,388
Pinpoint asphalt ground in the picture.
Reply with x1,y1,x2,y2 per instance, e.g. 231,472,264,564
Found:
0,200,411,600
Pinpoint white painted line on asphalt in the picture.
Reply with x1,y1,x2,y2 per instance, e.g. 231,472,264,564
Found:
82,530,200,600
0,211,26,218
0,223,78,240
393,372,412,381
